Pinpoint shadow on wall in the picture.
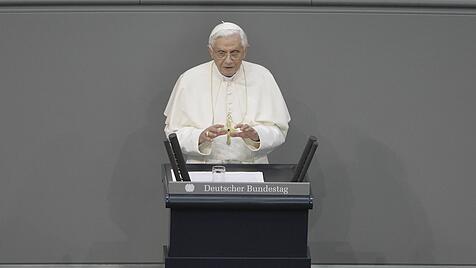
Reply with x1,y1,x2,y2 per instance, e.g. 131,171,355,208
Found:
88,92,170,262
279,95,434,264
309,134,359,263
277,95,358,263
312,125,435,263
345,132,435,264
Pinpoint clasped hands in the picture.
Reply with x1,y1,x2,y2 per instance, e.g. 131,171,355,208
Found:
199,123,259,144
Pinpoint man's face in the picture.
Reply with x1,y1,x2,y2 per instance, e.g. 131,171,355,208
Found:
209,34,247,77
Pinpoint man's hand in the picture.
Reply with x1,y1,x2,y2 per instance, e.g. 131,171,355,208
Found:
199,124,227,144
231,123,260,141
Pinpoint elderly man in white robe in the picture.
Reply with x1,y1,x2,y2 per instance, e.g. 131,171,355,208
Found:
164,22,290,164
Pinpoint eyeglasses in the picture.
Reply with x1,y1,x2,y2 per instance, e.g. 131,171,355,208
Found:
213,50,243,60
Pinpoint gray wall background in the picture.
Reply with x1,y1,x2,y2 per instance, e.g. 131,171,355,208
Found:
1,2,475,265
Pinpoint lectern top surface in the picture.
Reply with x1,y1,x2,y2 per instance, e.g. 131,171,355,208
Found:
163,163,300,183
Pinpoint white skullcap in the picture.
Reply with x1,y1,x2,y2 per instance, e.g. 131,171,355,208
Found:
208,21,248,47
209,21,244,38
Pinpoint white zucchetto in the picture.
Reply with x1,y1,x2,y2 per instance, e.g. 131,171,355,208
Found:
209,21,244,39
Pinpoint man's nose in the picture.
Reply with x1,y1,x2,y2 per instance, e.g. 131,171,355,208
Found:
224,53,233,63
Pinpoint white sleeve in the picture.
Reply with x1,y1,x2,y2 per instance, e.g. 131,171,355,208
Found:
242,124,286,156
242,67,289,155
164,126,211,157
164,73,212,157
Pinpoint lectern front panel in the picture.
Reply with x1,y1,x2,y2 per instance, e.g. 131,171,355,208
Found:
162,164,313,267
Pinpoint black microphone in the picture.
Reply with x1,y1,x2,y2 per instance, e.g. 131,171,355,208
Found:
163,139,182,181
292,136,318,182
297,140,318,182
168,133,191,181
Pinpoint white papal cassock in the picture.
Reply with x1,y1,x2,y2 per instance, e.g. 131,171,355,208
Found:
164,60,290,163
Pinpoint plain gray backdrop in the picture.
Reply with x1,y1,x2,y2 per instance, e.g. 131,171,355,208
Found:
0,3,475,265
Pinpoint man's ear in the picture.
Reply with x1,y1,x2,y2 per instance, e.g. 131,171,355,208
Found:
242,47,247,59
208,46,214,59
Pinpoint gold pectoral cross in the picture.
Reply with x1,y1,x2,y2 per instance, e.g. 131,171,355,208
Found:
226,112,236,145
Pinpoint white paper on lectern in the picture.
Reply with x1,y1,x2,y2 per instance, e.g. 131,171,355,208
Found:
171,170,264,182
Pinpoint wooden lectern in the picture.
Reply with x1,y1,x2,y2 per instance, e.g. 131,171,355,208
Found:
162,163,313,268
